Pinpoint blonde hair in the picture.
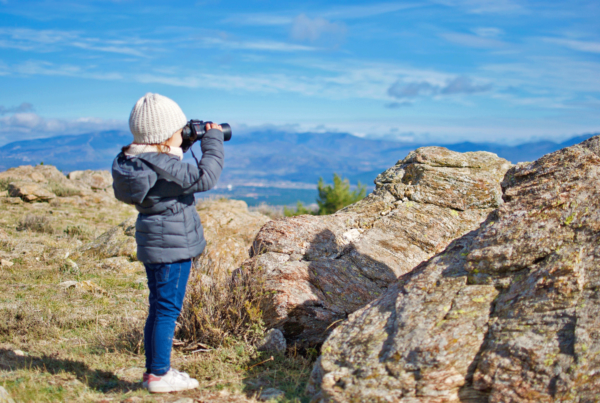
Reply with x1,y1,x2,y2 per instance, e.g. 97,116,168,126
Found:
121,142,172,154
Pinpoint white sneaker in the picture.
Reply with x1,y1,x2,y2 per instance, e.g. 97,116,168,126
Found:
147,368,200,393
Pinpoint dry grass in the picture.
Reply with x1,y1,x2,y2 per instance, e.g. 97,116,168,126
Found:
0,194,315,402
177,251,267,348
16,214,54,234
48,182,83,197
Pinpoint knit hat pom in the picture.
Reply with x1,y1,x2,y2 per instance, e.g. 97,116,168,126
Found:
129,93,187,145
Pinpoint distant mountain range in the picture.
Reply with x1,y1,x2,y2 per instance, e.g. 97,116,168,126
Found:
0,130,597,189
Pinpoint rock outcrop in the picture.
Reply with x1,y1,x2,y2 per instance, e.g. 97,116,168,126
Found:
0,165,113,203
8,181,56,202
310,136,600,402
242,147,511,346
68,170,113,190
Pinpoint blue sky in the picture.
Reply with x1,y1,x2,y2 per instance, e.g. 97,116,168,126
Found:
0,0,599,146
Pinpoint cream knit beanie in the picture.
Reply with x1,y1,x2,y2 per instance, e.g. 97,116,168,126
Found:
129,93,187,144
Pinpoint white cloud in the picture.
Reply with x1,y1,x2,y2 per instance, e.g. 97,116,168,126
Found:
0,112,126,145
388,76,492,99
198,36,317,52
290,14,346,43
441,32,507,48
432,0,525,14
0,27,157,57
321,2,423,19
441,76,492,94
223,14,293,26
224,2,423,27
472,27,504,38
11,60,123,80
544,38,600,54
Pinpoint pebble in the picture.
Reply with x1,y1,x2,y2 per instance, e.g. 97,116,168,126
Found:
12,350,25,357
0,259,13,268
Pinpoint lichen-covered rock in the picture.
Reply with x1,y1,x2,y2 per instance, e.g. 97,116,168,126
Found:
242,147,511,346
68,170,112,190
311,136,600,402
197,198,270,273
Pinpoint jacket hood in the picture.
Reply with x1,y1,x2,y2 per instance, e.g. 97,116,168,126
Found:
112,153,158,205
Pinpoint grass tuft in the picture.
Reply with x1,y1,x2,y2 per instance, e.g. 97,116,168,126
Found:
48,182,82,197
16,214,54,234
177,251,268,348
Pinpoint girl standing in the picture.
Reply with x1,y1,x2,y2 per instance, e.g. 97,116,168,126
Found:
112,93,224,393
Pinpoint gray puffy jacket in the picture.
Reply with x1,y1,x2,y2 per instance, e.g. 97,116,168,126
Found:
111,129,224,264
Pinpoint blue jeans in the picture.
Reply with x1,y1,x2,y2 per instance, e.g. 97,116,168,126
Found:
144,259,192,375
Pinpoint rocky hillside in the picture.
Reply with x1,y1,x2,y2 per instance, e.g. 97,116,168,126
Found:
308,135,600,402
0,165,273,402
242,147,511,346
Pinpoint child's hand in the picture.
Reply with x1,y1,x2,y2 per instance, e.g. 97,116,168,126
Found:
205,123,222,132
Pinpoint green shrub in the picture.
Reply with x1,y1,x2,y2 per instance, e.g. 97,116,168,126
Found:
283,201,316,217
316,173,366,215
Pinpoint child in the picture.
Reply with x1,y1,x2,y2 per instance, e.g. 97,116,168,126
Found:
111,93,224,393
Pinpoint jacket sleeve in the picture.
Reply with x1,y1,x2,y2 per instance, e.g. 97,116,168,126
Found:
162,128,225,195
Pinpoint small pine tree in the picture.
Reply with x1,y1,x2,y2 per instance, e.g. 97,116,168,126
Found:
316,173,366,215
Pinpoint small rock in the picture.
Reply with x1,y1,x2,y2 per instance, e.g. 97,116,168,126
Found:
12,350,25,357
256,329,286,354
259,388,285,401
101,257,140,273
172,398,195,403
58,280,79,289
8,181,55,202
0,259,13,268
0,386,15,403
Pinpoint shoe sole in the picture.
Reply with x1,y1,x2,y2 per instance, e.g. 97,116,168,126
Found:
148,383,199,394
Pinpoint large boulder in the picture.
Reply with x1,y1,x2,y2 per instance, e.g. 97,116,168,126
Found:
242,147,511,346
310,136,600,402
